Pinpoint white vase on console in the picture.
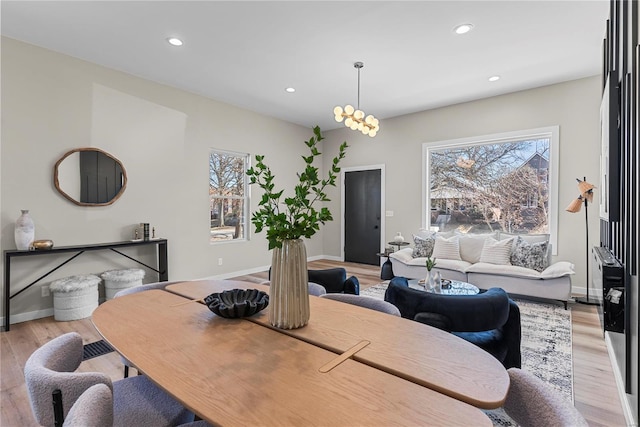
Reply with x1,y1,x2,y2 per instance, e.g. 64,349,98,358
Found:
15,210,35,250
393,232,405,243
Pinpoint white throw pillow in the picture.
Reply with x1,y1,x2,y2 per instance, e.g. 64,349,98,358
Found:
459,233,497,264
479,237,513,265
432,236,461,261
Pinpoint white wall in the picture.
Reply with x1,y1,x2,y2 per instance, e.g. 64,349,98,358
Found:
0,37,323,322
322,76,602,294
1,36,602,324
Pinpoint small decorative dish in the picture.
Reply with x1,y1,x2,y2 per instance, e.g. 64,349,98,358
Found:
204,288,269,318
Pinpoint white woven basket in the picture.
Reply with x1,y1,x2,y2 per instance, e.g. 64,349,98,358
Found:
50,274,100,321
101,268,145,300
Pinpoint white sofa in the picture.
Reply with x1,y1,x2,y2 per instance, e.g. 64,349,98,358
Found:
388,230,574,308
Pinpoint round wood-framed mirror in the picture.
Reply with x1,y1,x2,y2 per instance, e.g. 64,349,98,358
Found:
54,147,127,207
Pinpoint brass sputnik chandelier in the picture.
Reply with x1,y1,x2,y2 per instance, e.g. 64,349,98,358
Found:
333,62,380,137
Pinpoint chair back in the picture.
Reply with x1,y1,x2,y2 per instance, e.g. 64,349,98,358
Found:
320,293,401,316
260,281,327,296
24,332,112,427
385,279,509,331
308,282,327,296
63,384,113,427
504,368,588,427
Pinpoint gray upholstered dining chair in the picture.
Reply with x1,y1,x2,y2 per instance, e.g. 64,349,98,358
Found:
320,293,401,316
24,332,195,427
63,384,113,427
64,383,212,427
114,281,181,377
259,280,328,296
503,368,588,427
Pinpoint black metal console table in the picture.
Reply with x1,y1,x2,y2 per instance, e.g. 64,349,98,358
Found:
3,239,168,331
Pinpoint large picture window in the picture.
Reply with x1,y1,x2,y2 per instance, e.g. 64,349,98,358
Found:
209,149,249,243
423,127,559,253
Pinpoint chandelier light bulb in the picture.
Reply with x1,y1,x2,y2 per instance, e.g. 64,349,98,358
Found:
344,117,353,127
354,110,364,120
334,106,343,116
344,104,355,115
335,115,343,122
350,122,359,131
369,130,377,137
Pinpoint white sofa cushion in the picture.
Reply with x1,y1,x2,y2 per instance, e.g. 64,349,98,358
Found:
432,258,471,273
458,233,497,263
466,261,575,280
432,236,462,260
389,247,416,263
540,261,575,279
466,262,542,279
479,237,513,265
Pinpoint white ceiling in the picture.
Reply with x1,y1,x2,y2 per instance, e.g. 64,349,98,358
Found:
1,1,609,131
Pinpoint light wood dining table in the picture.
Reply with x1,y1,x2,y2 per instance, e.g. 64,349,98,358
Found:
166,280,510,409
92,283,503,426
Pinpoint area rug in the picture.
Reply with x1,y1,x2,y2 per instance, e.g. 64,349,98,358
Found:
360,282,573,426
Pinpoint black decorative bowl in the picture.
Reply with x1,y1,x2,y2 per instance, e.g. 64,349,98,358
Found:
204,289,269,318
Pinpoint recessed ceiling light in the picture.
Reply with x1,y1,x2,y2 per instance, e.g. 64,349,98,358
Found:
454,24,474,35
285,87,296,93
488,75,501,82
167,37,183,46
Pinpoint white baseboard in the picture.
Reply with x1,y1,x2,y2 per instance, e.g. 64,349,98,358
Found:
571,285,603,299
1,307,54,327
604,332,637,426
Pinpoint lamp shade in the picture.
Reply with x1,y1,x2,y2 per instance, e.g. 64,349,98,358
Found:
566,198,583,213
577,179,595,201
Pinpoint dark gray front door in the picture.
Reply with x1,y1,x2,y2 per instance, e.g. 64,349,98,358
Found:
344,169,381,265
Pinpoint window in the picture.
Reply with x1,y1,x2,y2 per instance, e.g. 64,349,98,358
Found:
209,149,249,243
423,127,559,253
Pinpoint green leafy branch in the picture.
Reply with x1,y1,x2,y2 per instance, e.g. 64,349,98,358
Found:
426,257,437,271
246,126,348,250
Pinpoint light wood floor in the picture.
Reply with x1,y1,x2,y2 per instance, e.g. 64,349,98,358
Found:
1,260,628,426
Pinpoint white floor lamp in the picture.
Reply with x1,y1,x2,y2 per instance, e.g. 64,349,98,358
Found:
565,177,600,306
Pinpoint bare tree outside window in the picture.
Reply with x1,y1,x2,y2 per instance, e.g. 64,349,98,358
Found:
210,150,249,242
428,138,550,234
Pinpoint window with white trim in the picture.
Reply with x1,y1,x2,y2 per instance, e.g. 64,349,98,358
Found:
209,149,249,243
423,127,559,252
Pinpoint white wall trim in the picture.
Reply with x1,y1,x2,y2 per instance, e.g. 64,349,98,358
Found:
2,308,54,326
340,164,386,263
605,332,637,427
422,126,559,255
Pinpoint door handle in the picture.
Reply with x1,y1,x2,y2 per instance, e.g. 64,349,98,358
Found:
374,226,379,229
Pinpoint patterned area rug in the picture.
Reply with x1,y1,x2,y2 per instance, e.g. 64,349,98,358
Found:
361,282,573,426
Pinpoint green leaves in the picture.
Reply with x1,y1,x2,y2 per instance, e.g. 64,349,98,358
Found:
247,126,348,249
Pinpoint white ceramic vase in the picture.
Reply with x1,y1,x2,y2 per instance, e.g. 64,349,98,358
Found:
15,210,35,250
393,232,405,243
269,239,310,329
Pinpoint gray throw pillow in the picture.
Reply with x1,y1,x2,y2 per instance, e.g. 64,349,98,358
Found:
412,235,435,258
510,236,549,272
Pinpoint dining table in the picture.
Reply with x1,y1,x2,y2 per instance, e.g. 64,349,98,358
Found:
92,280,509,426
